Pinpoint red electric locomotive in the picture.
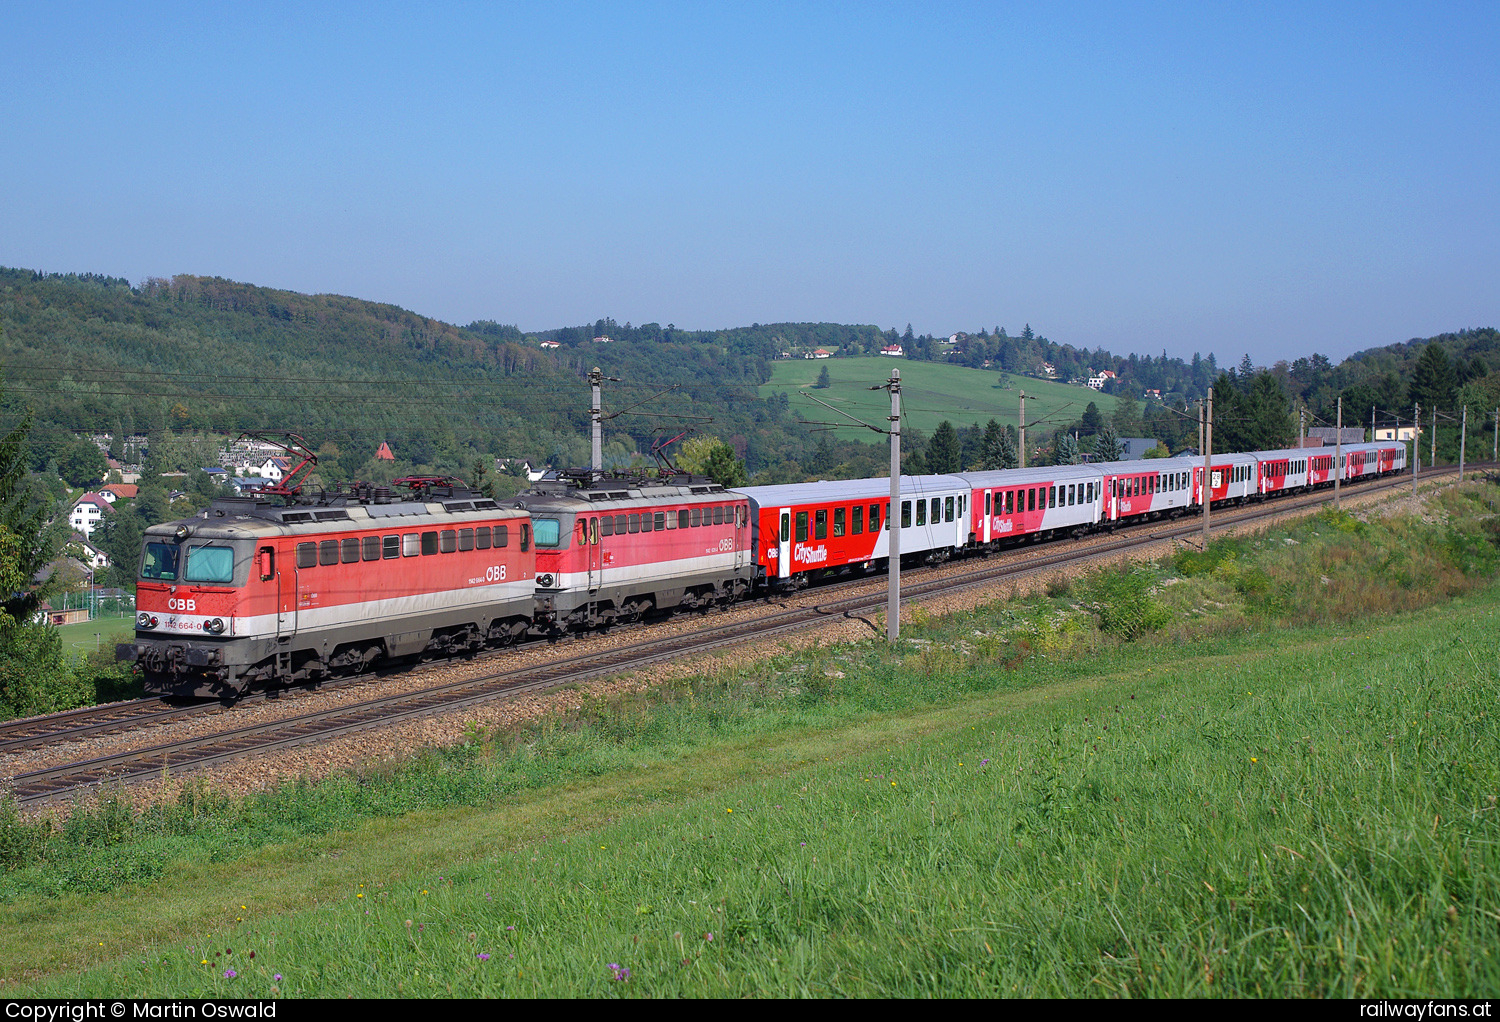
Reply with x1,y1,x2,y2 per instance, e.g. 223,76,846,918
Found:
120,482,535,698
514,473,754,630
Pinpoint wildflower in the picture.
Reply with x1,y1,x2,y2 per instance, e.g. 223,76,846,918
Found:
608,963,630,981
357,894,364,899
274,974,282,982
224,969,237,979
705,932,714,942
477,953,491,961
506,925,515,931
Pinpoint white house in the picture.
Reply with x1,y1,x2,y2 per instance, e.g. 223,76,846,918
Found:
1087,370,1116,391
68,493,113,538
880,344,904,357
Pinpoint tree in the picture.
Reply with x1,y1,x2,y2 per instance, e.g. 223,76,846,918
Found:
1,404,59,623
1111,390,1141,436
1054,432,1080,466
1079,402,1104,439
927,421,961,473
678,436,749,487
1410,342,1457,411
1093,424,1124,462
981,419,1005,469
815,364,831,389
959,422,983,470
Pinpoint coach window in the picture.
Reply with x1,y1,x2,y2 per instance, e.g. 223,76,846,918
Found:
931,498,940,523
1050,486,1057,508
833,508,845,537
476,526,491,550
495,525,509,548
796,511,808,542
985,492,992,515
901,501,911,528
852,506,863,534
533,519,561,548
679,510,690,529
421,531,439,556
320,540,339,566
815,509,828,539
383,535,400,559
440,530,456,553
945,497,954,522
1026,488,1034,511
402,534,420,557
459,528,475,550
1004,491,1013,515
341,538,360,563
916,500,926,527
363,535,381,561
781,515,790,542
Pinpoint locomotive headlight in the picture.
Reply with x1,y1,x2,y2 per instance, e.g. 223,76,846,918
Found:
206,618,226,634
174,525,190,540
137,612,156,629
538,573,555,588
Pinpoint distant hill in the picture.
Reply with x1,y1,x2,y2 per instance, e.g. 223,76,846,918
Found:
2,266,1492,483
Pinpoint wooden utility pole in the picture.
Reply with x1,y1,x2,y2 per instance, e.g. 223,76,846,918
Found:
887,369,902,644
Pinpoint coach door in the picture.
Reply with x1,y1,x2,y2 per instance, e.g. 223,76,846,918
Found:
778,509,792,579
982,489,992,542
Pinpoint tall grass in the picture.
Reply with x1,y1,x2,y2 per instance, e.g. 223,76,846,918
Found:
5,482,1499,996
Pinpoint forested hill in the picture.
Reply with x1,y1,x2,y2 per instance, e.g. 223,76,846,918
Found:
0,268,881,480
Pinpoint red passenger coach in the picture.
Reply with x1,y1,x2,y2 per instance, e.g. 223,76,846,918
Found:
1095,459,1196,524
955,465,1102,542
121,485,534,699
737,475,970,588
516,475,754,629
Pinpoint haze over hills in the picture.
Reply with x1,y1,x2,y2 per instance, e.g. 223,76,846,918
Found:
1,267,1496,485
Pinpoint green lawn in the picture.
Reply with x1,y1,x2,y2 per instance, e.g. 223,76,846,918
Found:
55,614,133,654
761,357,1115,436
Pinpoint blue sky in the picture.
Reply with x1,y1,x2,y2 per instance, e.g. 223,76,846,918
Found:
3,1,1496,366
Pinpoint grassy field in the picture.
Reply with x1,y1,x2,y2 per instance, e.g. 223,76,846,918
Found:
761,357,1115,437
55,614,132,654
3,484,1498,997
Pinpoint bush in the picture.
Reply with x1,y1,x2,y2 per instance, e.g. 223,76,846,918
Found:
1081,564,1170,640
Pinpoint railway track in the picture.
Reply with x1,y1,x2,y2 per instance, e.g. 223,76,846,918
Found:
4,466,1460,804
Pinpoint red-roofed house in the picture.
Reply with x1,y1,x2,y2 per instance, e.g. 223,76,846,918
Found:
376,442,396,461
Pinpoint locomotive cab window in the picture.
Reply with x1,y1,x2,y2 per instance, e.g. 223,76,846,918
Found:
533,519,562,548
141,542,181,580
184,545,237,584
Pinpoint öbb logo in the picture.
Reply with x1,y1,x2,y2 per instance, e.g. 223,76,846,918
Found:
167,598,197,612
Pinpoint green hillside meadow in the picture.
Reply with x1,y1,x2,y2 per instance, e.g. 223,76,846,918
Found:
2,482,1498,997
762,357,1117,437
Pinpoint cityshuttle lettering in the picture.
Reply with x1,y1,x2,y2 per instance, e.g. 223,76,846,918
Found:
793,545,828,565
